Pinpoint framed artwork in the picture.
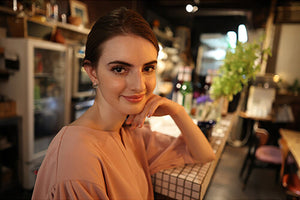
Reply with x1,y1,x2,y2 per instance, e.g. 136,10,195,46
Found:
69,0,89,26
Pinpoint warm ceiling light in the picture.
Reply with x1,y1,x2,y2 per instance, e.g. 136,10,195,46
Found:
273,74,280,83
186,4,193,13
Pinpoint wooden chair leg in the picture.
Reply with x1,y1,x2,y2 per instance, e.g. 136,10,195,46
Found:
240,155,249,178
242,159,254,190
275,166,280,183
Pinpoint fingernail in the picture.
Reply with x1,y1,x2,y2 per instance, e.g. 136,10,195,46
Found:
125,118,132,124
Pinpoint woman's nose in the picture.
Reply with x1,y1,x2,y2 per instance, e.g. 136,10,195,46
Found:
128,71,145,92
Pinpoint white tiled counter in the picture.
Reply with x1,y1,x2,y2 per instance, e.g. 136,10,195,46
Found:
151,114,235,200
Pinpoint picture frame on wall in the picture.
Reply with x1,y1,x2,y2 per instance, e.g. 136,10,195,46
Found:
69,0,89,27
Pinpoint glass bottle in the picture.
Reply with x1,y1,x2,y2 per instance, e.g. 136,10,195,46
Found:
172,66,185,105
180,67,193,114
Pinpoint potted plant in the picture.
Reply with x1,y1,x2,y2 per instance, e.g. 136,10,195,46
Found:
209,40,271,113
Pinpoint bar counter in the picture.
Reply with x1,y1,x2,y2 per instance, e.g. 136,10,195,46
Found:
150,114,235,200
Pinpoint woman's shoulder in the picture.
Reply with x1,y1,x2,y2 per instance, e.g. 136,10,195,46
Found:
56,125,111,152
45,126,109,183
43,125,113,169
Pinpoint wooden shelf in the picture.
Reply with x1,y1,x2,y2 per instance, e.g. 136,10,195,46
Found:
0,6,19,16
276,6,300,23
6,16,90,43
0,4,90,35
27,18,90,35
56,21,90,35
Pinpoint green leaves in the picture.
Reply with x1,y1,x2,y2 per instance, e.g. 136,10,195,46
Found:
210,40,271,101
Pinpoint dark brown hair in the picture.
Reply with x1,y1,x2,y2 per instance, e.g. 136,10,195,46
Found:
83,7,159,67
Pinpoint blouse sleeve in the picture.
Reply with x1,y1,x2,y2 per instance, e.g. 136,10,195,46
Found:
31,127,110,200
139,124,196,174
49,180,109,200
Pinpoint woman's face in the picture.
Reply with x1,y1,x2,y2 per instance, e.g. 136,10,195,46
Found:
95,35,157,115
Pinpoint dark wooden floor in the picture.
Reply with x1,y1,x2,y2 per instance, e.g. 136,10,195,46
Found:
204,144,286,200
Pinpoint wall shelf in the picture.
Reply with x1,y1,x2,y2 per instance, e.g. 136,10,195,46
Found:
7,16,89,40
0,4,89,44
0,6,19,16
56,21,90,35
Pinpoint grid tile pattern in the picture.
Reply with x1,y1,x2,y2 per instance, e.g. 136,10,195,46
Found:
151,116,232,200
152,163,211,200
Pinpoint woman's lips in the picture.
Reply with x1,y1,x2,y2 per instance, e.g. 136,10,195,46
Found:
122,94,145,103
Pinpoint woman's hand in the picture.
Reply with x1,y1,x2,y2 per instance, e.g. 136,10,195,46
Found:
125,93,216,163
125,94,183,129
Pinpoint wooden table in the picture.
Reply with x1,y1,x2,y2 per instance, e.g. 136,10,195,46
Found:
151,114,235,200
239,111,275,144
279,129,300,173
239,111,274,122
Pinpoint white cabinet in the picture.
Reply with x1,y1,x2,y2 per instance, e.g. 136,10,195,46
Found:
0,38,71,189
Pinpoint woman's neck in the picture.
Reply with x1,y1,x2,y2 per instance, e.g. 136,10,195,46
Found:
72,102,127,132
95,102,126,131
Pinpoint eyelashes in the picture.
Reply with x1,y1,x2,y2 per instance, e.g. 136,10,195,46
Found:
111,66,127,74
144,65,156,72
110,65,156,75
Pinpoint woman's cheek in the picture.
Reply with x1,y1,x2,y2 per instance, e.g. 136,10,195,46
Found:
147,76,156,94
109,78,126,91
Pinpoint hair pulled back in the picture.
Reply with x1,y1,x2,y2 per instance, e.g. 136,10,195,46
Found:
83,7,159,67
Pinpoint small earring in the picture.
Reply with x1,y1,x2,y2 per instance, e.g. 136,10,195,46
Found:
92,82,98,89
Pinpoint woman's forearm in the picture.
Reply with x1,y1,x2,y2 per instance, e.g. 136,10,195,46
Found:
170,105,216,163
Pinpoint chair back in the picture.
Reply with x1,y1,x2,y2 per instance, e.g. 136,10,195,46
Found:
253,121,269,146
246,122,270,160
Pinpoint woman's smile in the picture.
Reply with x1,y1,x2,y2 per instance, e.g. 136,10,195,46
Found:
122,94,145,103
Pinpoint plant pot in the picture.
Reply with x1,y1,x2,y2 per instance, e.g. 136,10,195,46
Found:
228,92,241,113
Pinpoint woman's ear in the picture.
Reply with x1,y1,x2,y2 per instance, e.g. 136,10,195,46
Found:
83,60,98,83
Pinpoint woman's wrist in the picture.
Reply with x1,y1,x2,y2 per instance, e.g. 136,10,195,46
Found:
169,103,185,119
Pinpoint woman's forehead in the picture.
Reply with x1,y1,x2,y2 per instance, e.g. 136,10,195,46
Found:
99,35,158,63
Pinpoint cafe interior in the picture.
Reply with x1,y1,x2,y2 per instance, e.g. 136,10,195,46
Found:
0,0,299,199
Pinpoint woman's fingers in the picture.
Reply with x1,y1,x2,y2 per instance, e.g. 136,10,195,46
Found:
125,95,157,129
130,95,159,128
125,115,134,125
126,95,180,129
129,95,171,129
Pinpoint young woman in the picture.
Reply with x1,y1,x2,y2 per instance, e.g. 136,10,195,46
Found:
32,7,215,200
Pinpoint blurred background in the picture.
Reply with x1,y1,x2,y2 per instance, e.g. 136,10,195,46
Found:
0,0,300,199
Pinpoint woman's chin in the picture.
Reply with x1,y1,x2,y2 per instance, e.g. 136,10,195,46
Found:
124,107,144,115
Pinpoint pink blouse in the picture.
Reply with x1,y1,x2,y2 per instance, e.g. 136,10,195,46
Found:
32,124,196,200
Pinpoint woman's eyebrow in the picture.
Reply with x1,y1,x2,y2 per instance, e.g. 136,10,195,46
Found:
107,60,157,66
144,60,157,66
107,60,132,67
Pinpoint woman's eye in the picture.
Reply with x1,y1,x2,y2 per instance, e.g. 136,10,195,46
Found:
112,66,127,74
144,65,156,72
